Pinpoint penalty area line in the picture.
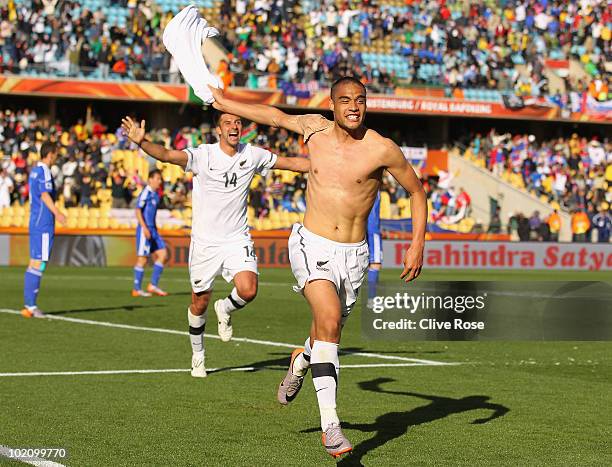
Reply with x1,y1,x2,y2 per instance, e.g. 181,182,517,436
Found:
0,444,66,467
0,308,455,366
0,362,456,378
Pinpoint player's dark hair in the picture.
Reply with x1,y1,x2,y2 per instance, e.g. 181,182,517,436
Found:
40,141,57,159
148,169,162,179
330,76,367,99
213,110,242,128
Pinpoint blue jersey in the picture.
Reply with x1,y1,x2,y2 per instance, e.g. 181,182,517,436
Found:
136,185,160,230
367,192,381,235
29,162,56,231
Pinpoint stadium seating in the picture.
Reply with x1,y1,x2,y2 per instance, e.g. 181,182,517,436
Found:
2,0,609,102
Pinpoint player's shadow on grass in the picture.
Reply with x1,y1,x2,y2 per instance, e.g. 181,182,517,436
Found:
302,377,509,466
48,304,165,315
208,353,291,374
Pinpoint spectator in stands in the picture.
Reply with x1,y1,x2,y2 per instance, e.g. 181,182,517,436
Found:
592,206,611,243
110,164,129,208
517,213,531,242
0,167,14,208
547,210,561,242
529,211,542,240
571,209,591,243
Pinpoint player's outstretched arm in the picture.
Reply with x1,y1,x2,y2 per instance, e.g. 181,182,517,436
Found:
209,86,304,134
383,140,427,282
121,117,188,168
273,156,310,173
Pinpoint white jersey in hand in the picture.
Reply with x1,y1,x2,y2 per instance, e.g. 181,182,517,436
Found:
184,142,277,245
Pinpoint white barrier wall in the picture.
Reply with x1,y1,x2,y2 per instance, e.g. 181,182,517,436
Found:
383,240,611,271
0,235,8,266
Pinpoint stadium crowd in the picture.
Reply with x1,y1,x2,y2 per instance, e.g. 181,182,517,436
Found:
0,0,176,81
461,129,611,242
0,107,313,218
2,107,609,241
0,0,609,99
221,0,610,96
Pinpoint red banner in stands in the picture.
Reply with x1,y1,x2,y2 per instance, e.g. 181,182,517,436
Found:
1,76,608,122
224,89,609,122
384,240,612,271
0,76,188,102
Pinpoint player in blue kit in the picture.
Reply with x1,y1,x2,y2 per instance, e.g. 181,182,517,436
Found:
22,142,66,318
366,192,382,305
132,169,168,297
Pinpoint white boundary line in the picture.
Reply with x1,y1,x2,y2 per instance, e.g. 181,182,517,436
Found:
0,445,66,467
0,308,453,366
0,272,291,287
0,362,454,378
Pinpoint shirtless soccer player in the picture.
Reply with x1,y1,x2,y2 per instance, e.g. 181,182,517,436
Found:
121,113,310,377
209,77,427,458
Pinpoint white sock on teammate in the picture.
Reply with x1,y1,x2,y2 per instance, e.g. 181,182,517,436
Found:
311,340,340,431
187,307,206,358
292,336,312,376
219,287,248,313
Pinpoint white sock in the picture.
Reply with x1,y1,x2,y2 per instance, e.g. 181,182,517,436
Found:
188,307,206,357
311,340,340,431
292,336,312,376
220,287,248,313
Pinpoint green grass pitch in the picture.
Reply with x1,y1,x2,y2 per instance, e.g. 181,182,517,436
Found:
1,266,611,466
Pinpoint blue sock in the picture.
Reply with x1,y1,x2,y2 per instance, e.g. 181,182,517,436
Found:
133,266,145,290
151,262,164,287
368,268,379,300
24,267,43,308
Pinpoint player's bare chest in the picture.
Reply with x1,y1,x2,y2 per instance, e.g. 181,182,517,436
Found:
309,145,379,186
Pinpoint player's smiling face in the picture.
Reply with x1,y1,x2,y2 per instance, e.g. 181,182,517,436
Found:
330,82,367,131
216,114,243,149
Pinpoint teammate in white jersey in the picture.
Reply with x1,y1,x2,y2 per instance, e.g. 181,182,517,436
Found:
121,113,310,377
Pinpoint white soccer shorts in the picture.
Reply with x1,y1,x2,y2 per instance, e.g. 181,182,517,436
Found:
288,223,370,323
188,237,258,293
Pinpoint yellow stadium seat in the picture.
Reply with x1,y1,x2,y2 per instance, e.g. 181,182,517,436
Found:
380,191,392,219
11,216,24,227
109,218,120,229
261,218,272,230
67,218,78,229
88,219,99,229
14,206,25,217
397,198,411,218
77,218,88,229
253,218,263,231
98,218,110,229
89,209,100,219
0,216,11,227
